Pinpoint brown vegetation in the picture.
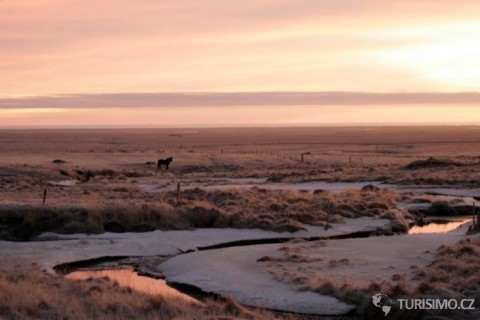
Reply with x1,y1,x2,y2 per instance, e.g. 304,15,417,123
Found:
414,238,480,301
263,238,480,319
0,186,408,240
170,186,407,232
404,157,462,170
0,265,300,320
0,204,178,241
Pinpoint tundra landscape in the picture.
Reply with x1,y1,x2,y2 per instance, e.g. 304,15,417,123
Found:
1,126,479,319
2,1,480,318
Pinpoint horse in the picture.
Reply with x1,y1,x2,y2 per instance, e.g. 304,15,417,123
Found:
157,157,173,170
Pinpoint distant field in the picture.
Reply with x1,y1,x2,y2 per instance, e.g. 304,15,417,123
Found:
1,126,480,153
0,126,479,241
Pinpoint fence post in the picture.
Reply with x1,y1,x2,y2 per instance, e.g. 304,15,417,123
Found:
325,199,331,230
473,202,476,230
176,182,181,204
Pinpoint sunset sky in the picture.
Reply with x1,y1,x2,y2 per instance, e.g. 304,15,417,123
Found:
1,0,480,127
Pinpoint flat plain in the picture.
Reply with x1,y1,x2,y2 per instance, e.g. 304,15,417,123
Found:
1,126,479,319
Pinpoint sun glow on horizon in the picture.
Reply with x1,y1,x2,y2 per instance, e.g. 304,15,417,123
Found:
1,1,480,126
1,106,479,128
367,20,480,90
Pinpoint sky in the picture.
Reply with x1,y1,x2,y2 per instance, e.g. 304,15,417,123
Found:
1,0,480,127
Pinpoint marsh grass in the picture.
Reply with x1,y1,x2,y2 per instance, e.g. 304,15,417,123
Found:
0,186,407,240
414,239,480,300
0,266,301,320
0,204,182,240
170,187,406,232
404,157,463,170
264,238,480,319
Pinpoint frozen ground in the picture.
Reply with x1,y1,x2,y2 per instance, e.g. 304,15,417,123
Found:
159,243,354,315
0,217,391,271
157,221,476,316
0,217,392,315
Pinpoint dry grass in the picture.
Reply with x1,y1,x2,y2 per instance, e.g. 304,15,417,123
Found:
1,128,480,318
404,157,463,170
262,238,480,319
170,186,406,233
0,204,181,241
0,185,407,240
0,265,305,320
1,127,480,241
414,238,480,300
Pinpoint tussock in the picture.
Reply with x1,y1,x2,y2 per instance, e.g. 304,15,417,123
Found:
405,157,461,170
59,168,150,182
0,186,406,240
0,204,179,240
171,187,403,232
426,201,458,216
381,210,409,233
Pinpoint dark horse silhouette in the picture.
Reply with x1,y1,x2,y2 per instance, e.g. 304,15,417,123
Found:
157,157,173,170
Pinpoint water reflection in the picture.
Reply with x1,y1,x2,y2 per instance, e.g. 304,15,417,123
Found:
66,268,199,304
409,220,471,234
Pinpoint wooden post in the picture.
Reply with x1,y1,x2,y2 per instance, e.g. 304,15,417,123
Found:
176,182,181,204
42,188,47,205
477,204,480,231
473,202,476,230
325,199,330,230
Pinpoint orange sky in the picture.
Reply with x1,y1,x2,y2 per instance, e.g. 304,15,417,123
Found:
1,0,480,126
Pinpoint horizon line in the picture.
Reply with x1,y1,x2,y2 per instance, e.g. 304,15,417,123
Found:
1,123,479,130
2,91,480,109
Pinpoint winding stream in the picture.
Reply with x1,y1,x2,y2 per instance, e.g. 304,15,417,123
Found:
56,179,479,316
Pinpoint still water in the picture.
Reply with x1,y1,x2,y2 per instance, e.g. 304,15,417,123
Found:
66,268,199,304
409,220,471,234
